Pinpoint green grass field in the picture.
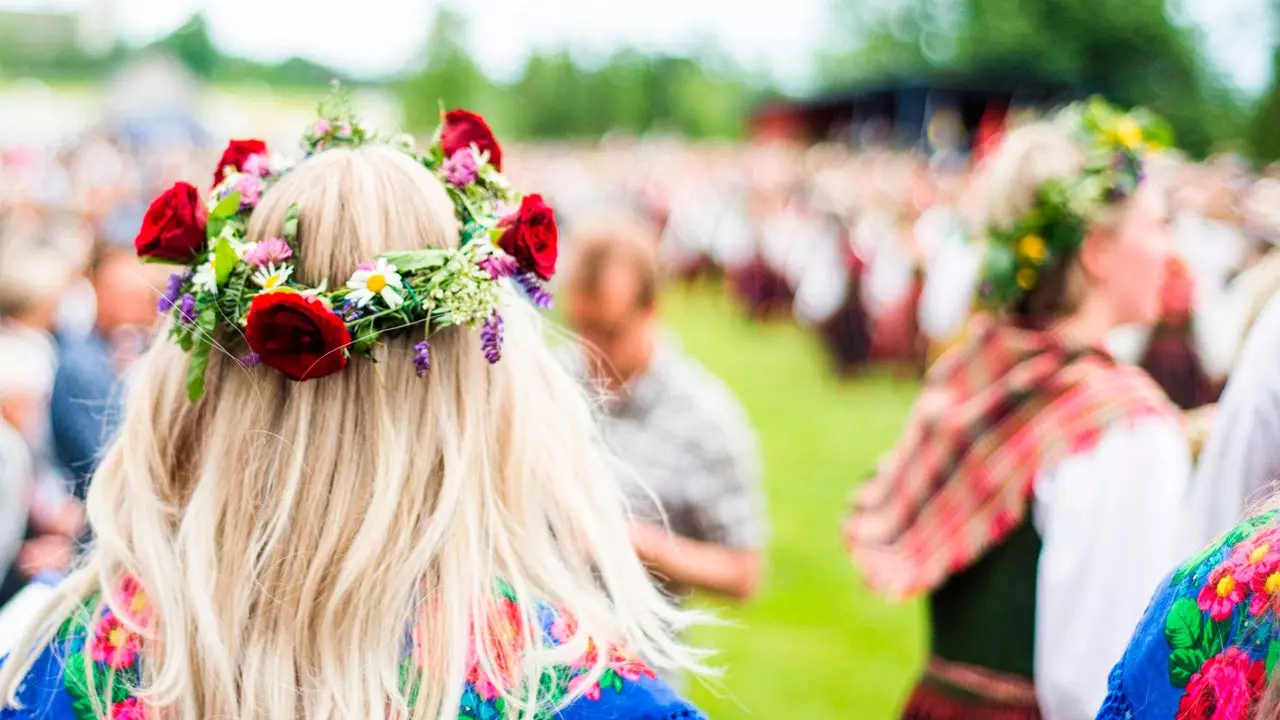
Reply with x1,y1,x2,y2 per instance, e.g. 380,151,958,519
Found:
658,281,924,718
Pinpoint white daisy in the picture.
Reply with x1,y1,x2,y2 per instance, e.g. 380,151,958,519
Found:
345,258,404,308
192,259,218,294
251,263,293,291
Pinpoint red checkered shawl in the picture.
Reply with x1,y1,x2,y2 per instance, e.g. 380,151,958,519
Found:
845,318,1177,600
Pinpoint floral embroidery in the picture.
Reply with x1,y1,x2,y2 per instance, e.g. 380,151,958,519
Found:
1175,648,1266,720
57,577,656,720
1152,512,1280,719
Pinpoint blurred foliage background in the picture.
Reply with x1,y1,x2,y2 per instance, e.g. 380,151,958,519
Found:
7,1,1280,159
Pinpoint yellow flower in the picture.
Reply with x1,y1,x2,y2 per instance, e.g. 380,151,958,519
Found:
1016,267,1037,291
1017,234,1048,264
1114,118,1143,150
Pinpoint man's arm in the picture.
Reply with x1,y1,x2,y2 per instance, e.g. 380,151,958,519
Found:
629,521,762,600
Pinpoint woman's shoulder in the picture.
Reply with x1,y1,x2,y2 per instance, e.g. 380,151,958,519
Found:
1100,509,1280,719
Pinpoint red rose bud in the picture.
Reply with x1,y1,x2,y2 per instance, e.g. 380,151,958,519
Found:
498,194,558,280
134,182,208,264
214,139,268,186
244,292,352,381
441,110,502,172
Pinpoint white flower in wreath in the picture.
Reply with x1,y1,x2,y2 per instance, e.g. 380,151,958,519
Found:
192,259,218,294
346,258,404,308
251,263,294,291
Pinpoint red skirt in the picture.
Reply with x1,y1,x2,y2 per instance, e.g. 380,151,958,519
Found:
901,658,1041,720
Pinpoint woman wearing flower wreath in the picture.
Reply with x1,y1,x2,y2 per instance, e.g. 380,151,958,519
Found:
0,93,708,720
843,99,1192,720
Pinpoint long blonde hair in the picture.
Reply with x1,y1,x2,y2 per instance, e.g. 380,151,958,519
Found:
0,145,705,718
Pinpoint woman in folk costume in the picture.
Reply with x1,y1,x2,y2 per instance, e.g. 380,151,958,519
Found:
844,99,1192,720
0,95,707,719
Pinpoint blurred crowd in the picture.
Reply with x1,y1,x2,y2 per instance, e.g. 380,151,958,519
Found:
6,118,1280,603
509,138,1280,411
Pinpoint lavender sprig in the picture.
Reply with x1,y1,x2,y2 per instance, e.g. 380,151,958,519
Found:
158,272,190,313
515,274,553,309
480,314,503,364
239,352,261,369
178,294,196,324
412,340,431,377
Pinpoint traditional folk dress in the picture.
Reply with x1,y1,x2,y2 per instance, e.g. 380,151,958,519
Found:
845,318,1192,719
1099,510,1280,719
0,579,703,720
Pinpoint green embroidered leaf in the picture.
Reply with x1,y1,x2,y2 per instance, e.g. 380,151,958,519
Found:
1203,617,1229,657
210,190,242,220
1169,648,1207,687
1164,597,1204,650
214,238,238,286
604,668,623,693
1269,641,1280,676
282,203,300,247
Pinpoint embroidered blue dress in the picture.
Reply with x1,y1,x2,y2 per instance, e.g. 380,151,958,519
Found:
1098,510,1280,719
0,581,704,720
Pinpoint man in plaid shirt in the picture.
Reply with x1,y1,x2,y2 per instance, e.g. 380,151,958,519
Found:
564,214,767,602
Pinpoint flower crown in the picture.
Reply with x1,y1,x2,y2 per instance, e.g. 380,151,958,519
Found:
137,88,558,401
976,97,1175,309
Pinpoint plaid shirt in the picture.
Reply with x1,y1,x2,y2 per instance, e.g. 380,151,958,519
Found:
596,341,766,555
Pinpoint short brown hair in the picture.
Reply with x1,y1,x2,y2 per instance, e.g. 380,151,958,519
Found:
565,214,662,309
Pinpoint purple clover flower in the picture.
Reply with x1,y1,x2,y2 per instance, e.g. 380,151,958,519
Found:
239,352,261,369
412,340,431,377
480,255,519,280
158,272,189,313
178,294,196,324
443,147,480,187
340,299,362,322
480,314,503,364
515,273,554,309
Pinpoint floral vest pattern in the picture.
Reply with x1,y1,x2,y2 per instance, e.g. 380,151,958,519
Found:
1100,510,1280,719
0,579,702,720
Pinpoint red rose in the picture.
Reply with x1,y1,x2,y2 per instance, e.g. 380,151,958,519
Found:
441,110,502,172
214,139,268,186
244,291,351,381
134,182,207,263
497,195,558,280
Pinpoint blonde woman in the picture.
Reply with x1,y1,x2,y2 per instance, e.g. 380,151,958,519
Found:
0,102,707,719
844,101,1190,720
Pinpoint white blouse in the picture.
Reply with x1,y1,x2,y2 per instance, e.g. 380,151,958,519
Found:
1032,416,1192,719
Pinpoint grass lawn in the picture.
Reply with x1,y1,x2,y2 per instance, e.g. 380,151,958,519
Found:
660,280,925,718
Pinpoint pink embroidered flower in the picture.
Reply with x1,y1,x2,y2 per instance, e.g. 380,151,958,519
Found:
232,173,263,209
569,673,602,701
91,611,141,669
1198,565,1246,621
116,576,152,628
608,647,656,682
1176,647,1266,720
443,147,480,187
241,153,270,178
549,613,575,645
110,697,147,720
1229,533,1280,584
244,237,294,267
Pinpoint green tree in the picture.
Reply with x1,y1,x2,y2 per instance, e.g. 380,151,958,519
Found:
400,8,497,133
156,13,219,79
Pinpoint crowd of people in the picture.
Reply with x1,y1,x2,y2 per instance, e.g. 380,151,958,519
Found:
6,93,1280,719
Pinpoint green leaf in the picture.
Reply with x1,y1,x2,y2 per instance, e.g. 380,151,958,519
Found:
380,250,450,273
1269,641,1280,676
214,238,238,286
1164,597,1204,650
1169,648,1207,687
210,190,242,220
186,307,218,402
1203,617,1229,657
282,203,300,246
